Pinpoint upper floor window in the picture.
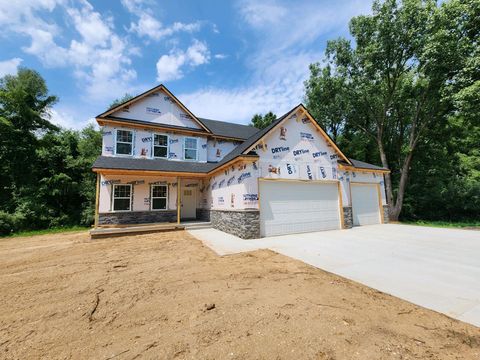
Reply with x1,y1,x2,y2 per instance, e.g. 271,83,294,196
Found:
184,137,198,161
151,184,168,210
112,184,132,211
153,134,168,158
116,129,133,155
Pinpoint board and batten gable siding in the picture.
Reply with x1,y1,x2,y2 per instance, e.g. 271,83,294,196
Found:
101,125,208,162
110,89,202,129
256,110,340,181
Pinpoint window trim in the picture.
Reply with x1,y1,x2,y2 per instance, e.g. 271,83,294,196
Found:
114,129,134,156
150,184,168,211
112,184,132,212
183,136,198,161
152,133,169,159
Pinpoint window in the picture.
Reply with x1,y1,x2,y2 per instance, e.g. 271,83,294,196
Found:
113,184,132,211
184,137,198,160
151,184,168,210
153,134,168,158
116,129,133,155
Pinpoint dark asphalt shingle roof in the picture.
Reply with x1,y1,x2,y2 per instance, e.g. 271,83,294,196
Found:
93,156,219,173
341,158,388,171
102,116,259,140
198,118,259,140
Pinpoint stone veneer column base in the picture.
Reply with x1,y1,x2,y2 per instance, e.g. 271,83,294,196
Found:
98,210,177,225
343,206,353,229
210,209,260,239
382,205,390,224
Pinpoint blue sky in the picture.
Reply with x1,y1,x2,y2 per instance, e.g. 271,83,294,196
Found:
0,0,371,129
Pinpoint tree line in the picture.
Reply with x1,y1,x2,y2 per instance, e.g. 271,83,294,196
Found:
0,69,102,235
1,0,478,236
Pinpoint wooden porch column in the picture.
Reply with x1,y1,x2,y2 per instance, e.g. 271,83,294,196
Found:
177,177,181,224
94,173,100,228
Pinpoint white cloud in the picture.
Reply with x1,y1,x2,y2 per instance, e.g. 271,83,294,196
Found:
49,107,96,130
180,51,319,124
0,0,138,101
67,2,112,47
238,0,287,27
214,53,228,60
0,57,23,77
238,0,371,57
122,0,201,41
180,0,371,124
156,40,210,82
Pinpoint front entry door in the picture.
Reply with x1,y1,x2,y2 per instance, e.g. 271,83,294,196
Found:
181,186,196,220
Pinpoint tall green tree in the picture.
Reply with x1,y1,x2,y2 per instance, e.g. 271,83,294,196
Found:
0,68,58,211
305,0,456,221
109,93,134,109
0,68,103,235
250,111,276,129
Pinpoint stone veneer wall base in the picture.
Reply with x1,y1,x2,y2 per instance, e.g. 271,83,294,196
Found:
98,210,177,225
210,209,260,239
343,206,353,229
382,205,390,224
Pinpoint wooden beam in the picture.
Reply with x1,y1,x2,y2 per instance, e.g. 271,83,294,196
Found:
94,173,100,228
258,177,339,184
338,164,390,174
337,181,344,229
376,183,385,224
92,168,207,177
207,156,259,176
177,177,181,224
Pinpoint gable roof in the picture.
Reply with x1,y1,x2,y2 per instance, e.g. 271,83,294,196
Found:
96,84,211,133
198,118,259,140
238,104,352,165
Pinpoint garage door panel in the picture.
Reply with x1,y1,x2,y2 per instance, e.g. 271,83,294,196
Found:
260,181,340,237
351,184,380,226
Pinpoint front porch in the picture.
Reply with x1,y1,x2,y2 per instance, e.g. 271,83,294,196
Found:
93,171,210,235
90,220,212,239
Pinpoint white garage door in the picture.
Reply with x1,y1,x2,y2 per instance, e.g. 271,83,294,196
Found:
259,180,340,237
351,184,381,226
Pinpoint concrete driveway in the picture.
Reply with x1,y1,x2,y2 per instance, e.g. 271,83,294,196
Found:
189,224,480,327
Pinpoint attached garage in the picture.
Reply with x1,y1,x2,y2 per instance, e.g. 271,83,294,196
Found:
351,183,382,226
259,180,341,237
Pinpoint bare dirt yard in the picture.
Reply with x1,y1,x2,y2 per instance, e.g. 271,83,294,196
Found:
0,230,479,359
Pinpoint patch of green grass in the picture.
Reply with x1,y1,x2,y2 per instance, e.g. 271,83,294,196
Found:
401,220,480,229
2,226,89,238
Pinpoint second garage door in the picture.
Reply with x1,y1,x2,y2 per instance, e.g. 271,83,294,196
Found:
259,180,341,237
351,183,381,226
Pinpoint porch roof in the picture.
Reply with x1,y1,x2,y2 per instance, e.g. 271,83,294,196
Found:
92,156,217,174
